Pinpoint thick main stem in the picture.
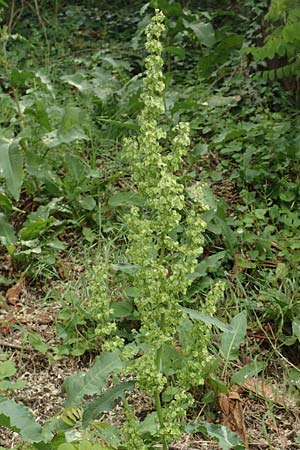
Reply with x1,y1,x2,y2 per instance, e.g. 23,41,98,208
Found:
154,313,168,450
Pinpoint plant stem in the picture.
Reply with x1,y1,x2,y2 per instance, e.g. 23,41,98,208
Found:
154,312,168,450
13,88,25,129
33,0,49,64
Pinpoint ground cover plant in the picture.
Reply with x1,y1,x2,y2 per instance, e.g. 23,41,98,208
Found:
0,0,300,449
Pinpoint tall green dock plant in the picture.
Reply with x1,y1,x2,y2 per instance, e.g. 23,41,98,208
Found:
122,9,224,449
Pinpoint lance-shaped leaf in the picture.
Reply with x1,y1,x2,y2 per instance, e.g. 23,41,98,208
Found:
0,138,24,200
0,213,17,245
181,307,232,332
82,381,135,427
220,311,247,361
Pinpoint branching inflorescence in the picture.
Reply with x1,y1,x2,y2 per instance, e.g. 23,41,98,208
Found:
122,9,224,449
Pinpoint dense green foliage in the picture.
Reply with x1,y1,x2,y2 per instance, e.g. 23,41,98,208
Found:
0,0,300,449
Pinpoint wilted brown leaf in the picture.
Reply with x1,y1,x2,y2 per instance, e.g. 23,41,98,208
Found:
5,278,26,306
219,389,249,449
242,377,296,408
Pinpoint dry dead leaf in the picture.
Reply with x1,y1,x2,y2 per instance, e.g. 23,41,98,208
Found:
242,377,297,408
219,389,249,449
0,314,16,335
5,277,26,306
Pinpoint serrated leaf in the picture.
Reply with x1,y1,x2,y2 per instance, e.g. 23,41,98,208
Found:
64,351,124,407
220,311,247,361
181,307,232,332
231,361,266,385
82,381,134,427
0,138,24,200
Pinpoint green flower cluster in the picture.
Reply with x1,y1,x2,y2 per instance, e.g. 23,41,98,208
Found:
124,12,209,354
122,404,148,450
178,281,225,388
88,261,117,341
122,9,224,448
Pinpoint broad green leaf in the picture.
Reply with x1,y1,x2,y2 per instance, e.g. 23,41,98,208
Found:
81,422,120,448
181,307,232,332
111,263,140,274
0,274,14,286
208,376,229,394
33,100,51,130
59,106,85,136
231,361,266,385
161,344,183,376
220,311,247,361
187,422,245,449
0,360,16,380
165,46,185,58
108,192,144,208
10,69,33,88
82,381,134,427
27,332,49,354
0,138,24,200
0,396,48,443
111,299,134,318
57,444,76,450
61,73,91,92
0,213,17,245
190,250,226,279
0,191,12,211
292,319,300,343
138,411,159,436
0,380,27,391
43,106,88,148
82,227,97,243
78,195,96,211
234,256,256,269
123,286,141,298
288,368,300,388
64,351,124,407
184,20,216,48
